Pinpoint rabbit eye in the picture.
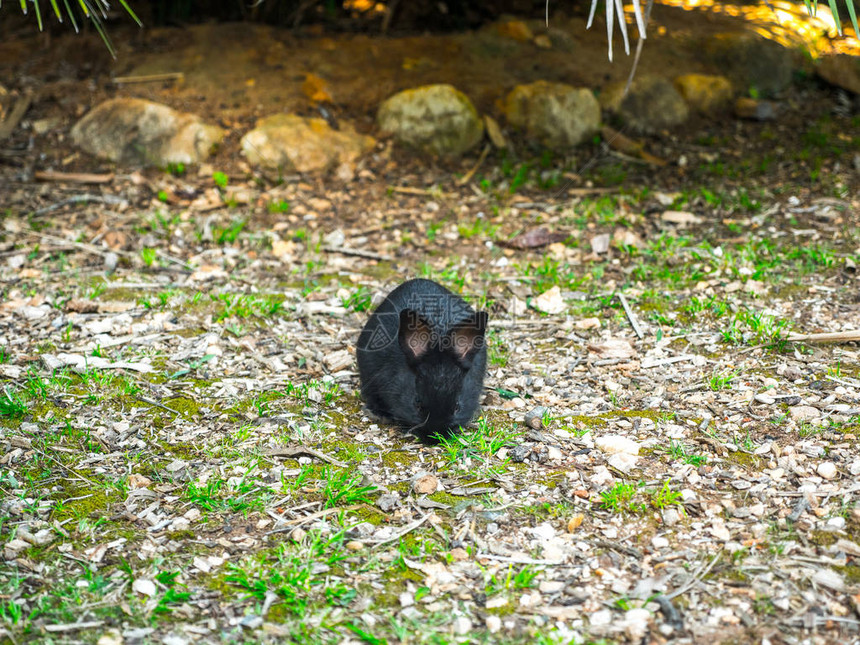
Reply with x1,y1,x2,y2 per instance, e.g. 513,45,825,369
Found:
454,402,461,413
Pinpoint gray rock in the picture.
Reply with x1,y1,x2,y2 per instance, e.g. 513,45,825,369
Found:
377,84,483,157
673,74,733,114
510,444,531,463
702,32,795,97
504,81,600,149
71,98,224,166
601,75,689,134
524,406,549,429
377,493,400,512
241,114,375,173
817,54,860,95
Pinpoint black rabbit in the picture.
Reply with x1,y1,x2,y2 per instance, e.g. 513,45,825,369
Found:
357,279,488,442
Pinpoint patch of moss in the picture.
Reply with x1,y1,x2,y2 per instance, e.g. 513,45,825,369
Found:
562,415,609,430
162,396,204,418
601,409,673,423
351,505,386,526
427,491,470,508
832,563,860,585
807,530,839,547
381,450,419,468
724,451,764,470
50,480,126,524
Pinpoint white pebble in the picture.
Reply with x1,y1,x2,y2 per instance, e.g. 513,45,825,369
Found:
817,462,838,480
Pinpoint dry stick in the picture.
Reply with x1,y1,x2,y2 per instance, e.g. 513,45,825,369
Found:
265,446,347,468
135,396,181,416
387,186,454,198
0,94,32,140
34,170,115,184
824,375,860,388
26,231,191,271
616,293,644,339
478,553,562,566
319,245,393,262
112,72,185,84
380,0,400,34
265,505,354,534
369,513,431,547
43,621,105,633
456,144,491,186
32,448,98,487
784,330,860,343
32,194,128,217
623,0,655,94
665,552,721,600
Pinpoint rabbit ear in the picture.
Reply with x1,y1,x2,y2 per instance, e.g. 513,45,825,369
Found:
448,311,488,364
399,309,433,363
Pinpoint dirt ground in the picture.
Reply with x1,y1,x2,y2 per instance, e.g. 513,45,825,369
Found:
1,3,860,645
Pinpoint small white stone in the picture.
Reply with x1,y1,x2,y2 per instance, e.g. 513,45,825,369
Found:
399,591,414,607
486,615,502,633
624,608,652,640
539,580,565,594
531,522,556,541
589,609,613,626
595,435,640,455
826,516,846,530
547,445,564,461
817,462,838,480
651,536,669,548
132,578,157,597
96,630,124,645
486,596,508,609
532,286,567,314
171,517,191,531
607,452,639,473
452,616,472,634
790,405,820,421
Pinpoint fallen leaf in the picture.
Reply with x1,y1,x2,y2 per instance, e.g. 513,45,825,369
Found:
499,227,567,250
532,286,567,314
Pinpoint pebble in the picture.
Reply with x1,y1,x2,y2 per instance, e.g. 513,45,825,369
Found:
662,509,682,526
377,493,400,512
607,453,639,473
567,513,585,532
595,435,640,455
531,522,556,540
826,517,846,530
3,538,28,560
452,616,472,635
547,445,564,461
624,608,652,640
817,462,838,480
539,580,565,593
171,517,191,531
97,630,124,645
590,609,613,626
789,405,821,421
132,578,156,597
239,615,263,629
524,406,549,429
412,472,439,495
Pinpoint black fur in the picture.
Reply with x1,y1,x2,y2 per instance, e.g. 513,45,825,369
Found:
356,279,488,442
